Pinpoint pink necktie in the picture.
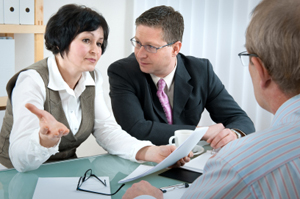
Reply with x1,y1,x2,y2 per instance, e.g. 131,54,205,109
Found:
157,79,173,124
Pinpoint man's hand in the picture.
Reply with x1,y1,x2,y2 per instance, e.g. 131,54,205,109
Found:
201,123,238,149
122,180,163,199
25,103,69,148
136,145,193,167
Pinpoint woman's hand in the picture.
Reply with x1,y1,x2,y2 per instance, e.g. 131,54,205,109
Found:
136,145,193,167
25,103,69,148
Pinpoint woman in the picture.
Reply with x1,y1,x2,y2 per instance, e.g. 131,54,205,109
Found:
0,4,191,172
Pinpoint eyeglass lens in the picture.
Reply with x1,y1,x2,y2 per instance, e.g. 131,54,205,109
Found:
131,39,157,53
240,55,250,66
238,51,259,66
83,169,92,181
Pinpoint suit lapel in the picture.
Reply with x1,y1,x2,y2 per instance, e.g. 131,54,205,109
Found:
173,55,193,123
146,75,169,123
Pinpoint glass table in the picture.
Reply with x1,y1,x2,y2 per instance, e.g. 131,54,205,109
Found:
0,154,185,199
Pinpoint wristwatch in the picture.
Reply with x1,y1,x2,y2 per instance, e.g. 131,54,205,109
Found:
231,129,241,139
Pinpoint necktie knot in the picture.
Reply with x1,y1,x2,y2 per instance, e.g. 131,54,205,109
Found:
157,79,166,91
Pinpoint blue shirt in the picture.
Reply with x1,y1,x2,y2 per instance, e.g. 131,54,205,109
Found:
183,94,300,199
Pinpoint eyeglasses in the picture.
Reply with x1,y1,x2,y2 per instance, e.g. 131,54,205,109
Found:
130,37,176,53
77,169,125,196
238,51,259,66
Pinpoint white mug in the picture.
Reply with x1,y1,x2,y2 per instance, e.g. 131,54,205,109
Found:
168,129,194,147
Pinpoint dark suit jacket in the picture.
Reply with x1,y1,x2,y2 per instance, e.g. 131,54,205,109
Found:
108,53,255,145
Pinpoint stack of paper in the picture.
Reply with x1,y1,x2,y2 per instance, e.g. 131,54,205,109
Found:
181,151,213,173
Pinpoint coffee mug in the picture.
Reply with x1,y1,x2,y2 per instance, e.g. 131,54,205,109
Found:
168,129,194,147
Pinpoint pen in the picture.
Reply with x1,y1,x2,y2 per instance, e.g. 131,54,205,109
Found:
160,182,189,193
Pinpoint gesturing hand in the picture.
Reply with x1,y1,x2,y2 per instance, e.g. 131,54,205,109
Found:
25,103,69,148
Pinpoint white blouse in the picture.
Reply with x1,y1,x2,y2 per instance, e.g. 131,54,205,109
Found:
9,55,153,172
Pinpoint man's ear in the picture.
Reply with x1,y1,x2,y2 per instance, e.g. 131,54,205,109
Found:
251,57,271,89
172,41,182,57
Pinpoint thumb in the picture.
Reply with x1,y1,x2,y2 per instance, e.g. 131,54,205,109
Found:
25,103,44,119
160,145,175,156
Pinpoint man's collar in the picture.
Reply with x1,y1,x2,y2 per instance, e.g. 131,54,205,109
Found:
151,58,177,90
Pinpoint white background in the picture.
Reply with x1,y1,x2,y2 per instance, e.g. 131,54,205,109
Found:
0,0,272,157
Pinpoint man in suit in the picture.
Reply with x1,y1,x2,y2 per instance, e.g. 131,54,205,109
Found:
123,0,300,198
108,5,255,147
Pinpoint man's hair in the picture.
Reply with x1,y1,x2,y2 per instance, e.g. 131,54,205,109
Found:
45,4,109,58
135,5,184,43
246,0,300,95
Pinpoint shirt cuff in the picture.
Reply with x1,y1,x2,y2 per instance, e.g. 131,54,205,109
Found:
30,129,60,158
231,128,245,138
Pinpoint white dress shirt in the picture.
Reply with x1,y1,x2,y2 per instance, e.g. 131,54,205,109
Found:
150,62,177,108
9,55,153,172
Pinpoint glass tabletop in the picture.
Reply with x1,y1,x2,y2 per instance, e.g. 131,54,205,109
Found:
0,154,184,199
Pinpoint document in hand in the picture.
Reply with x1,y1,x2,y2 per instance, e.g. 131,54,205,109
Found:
118,127,208,184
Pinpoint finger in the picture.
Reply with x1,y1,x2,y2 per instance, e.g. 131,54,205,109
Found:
183,156,191,162
51,130,65,139
170,160,182,168
174,160,182,167
39,126,49,135
58,129,69,137
204,123,225,141
207,132,219,143
215,132,236,148
180,158,185,166
209,136,219,148
62,129,70,136
58,127,69,136
210,129,231,148
25,103,44,119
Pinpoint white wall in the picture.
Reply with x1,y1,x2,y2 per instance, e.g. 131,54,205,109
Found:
0,0,272,157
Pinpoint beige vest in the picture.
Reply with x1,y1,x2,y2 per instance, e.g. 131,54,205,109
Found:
0,58,95,168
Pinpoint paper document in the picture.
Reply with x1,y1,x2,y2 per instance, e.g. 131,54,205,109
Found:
33,177,111,199
119,127,208,183
181,151,213,173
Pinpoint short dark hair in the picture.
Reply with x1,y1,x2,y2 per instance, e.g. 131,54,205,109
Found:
135,5,184,43
45,4,109,57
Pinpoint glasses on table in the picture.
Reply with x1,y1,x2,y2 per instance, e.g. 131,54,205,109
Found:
130,37,176,53
238,51,259,66
77,169,125,196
